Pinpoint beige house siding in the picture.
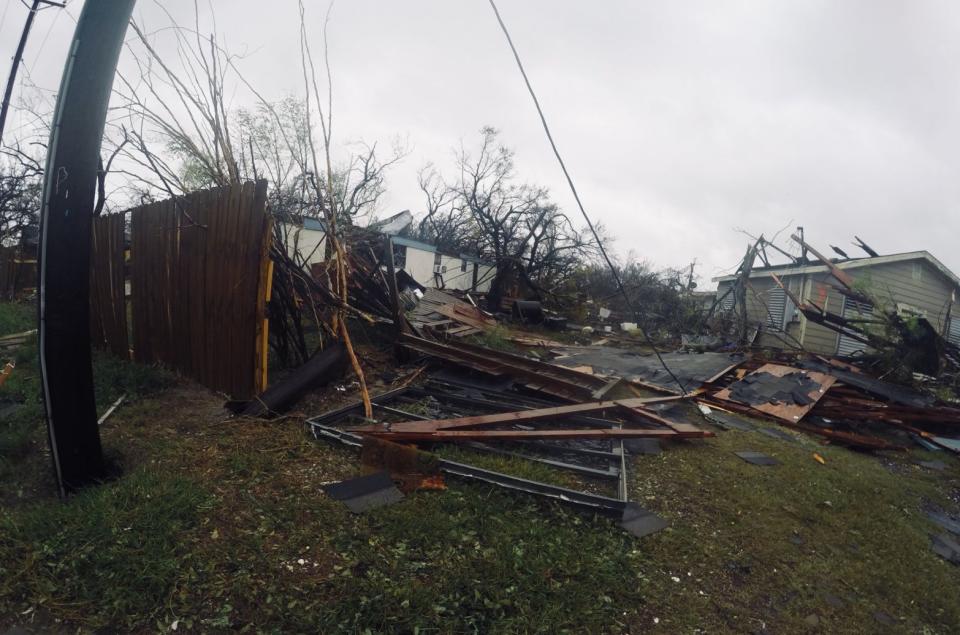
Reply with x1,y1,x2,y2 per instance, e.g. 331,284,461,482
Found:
850,260,955,332
714,258,960,355
799,273,843,355
715,276,803,349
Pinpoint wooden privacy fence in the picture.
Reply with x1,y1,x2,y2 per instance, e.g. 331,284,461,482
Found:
89,181,272,399
0,245,37,298
89,213,128,357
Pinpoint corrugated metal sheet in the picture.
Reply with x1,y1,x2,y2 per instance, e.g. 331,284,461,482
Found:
391,235,439,253
837,297,873,356
766,287,786,329
718,290,735,312
948,317,960,346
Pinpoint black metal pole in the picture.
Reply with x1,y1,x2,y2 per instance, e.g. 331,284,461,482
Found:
0,0,64,145
38,0,136,496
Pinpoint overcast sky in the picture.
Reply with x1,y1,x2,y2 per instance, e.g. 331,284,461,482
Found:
2,0,959,287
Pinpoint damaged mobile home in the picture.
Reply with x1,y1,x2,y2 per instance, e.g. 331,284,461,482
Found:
282,211,497,293
714,247,960,355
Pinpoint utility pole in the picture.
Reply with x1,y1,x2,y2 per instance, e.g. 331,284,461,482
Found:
0,0,66,145
39,0,135,495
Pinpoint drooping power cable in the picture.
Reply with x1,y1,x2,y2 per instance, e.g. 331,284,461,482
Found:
486,0,689,394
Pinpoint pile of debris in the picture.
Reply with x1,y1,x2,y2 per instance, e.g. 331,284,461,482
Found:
255,224,960,542
406,288,497,339
308,354,715,537
701,357,960,452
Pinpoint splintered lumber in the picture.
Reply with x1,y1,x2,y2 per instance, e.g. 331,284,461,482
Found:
349,396,713,442
791,233,856,288
782,421,907,451
699,392,906,450
350,396,687,432
407,288,496,339
367,429,688,442
712,364,836,423
0,329,36,349
401,333,611,401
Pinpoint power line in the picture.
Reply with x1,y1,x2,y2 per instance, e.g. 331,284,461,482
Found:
0,0,12,33
28,1,62,74
0,0,64,145
485,0,689,395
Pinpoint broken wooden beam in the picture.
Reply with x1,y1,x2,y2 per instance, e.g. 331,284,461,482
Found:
361,428,690,442
348,395,700,435
790,233,856,288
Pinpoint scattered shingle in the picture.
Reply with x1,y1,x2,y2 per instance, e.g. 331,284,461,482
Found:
872,611,895,626
931,533,960,565
620,502,668,538
735,451,780,466
624,438,662,455
322,471,404,513
757,427,797,443
927,510,960,535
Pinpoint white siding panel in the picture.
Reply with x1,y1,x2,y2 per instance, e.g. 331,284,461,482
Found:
474,264,495,293
284,226,326,267
439,255,472,290
403,247,438,288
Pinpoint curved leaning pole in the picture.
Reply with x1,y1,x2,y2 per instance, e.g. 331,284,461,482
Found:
38,0,137,496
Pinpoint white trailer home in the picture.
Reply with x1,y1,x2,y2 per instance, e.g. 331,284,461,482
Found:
282,217,496,293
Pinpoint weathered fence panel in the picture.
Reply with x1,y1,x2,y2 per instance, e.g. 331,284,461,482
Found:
89,213,129,357
116,180,270,399
0,245,37,298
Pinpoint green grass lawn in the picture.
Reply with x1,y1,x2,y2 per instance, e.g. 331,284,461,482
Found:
0,301,174,496
1,301,959,633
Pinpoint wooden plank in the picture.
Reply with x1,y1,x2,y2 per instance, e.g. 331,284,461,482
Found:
703,360,745,385
363,429,684,441
253,181,272,394
790,234,856,289
351,396,694,434
430,303,491,331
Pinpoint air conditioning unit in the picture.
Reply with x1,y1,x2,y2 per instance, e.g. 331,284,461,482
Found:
433,264,447,274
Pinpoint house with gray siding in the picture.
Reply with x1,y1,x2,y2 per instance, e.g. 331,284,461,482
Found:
712,251,960,355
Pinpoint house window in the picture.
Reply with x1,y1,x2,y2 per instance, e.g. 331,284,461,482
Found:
461,259,468,272
434,252,442,266
896,303,926,318
392,244,407,269
912,262,924,281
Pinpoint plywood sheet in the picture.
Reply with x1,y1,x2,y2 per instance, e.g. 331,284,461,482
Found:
713,363,836,422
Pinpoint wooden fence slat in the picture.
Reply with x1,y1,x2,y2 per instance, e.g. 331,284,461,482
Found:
89,213,128,357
